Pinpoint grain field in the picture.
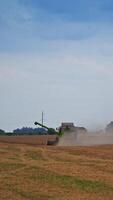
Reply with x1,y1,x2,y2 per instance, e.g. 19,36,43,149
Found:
0,142,113,200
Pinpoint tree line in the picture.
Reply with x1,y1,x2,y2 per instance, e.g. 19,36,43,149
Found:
0,127,49,136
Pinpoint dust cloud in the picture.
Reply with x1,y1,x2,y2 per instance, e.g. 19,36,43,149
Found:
58,131,113,146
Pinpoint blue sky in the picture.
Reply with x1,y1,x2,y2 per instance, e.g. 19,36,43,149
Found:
0,0,113,131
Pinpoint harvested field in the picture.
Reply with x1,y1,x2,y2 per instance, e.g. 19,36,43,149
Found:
0,143,113,199
0,135,56,145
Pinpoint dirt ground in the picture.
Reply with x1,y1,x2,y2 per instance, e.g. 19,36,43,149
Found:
0,142,113,200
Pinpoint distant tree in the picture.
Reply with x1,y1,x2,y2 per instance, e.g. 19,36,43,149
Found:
13,127,47,135
47,128,56,135
0,129,5,135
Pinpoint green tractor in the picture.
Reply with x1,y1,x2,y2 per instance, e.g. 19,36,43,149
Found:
34,122,64,145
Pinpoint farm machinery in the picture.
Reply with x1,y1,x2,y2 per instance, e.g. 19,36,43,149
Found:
34,122,64,145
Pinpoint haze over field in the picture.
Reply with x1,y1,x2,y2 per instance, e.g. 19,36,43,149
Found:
0,0,113,131
58,131,113,146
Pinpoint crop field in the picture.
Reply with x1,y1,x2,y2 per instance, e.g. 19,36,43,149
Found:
0,142,113,200
0,135,56,145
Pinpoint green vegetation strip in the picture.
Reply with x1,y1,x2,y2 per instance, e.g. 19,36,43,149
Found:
28,166,113,192
25,150,44,160
0,162,25,172
2,183,53,200
11,188,52,200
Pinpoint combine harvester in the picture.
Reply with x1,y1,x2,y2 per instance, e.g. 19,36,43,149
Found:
34,122,64,145
34,121,87,146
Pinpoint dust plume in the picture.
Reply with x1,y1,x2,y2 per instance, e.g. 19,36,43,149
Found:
58,131,113,146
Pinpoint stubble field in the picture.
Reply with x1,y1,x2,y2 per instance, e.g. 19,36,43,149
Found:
0,142,113,200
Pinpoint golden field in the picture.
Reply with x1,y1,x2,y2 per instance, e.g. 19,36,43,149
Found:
0,142,113,200
0,135,57,145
